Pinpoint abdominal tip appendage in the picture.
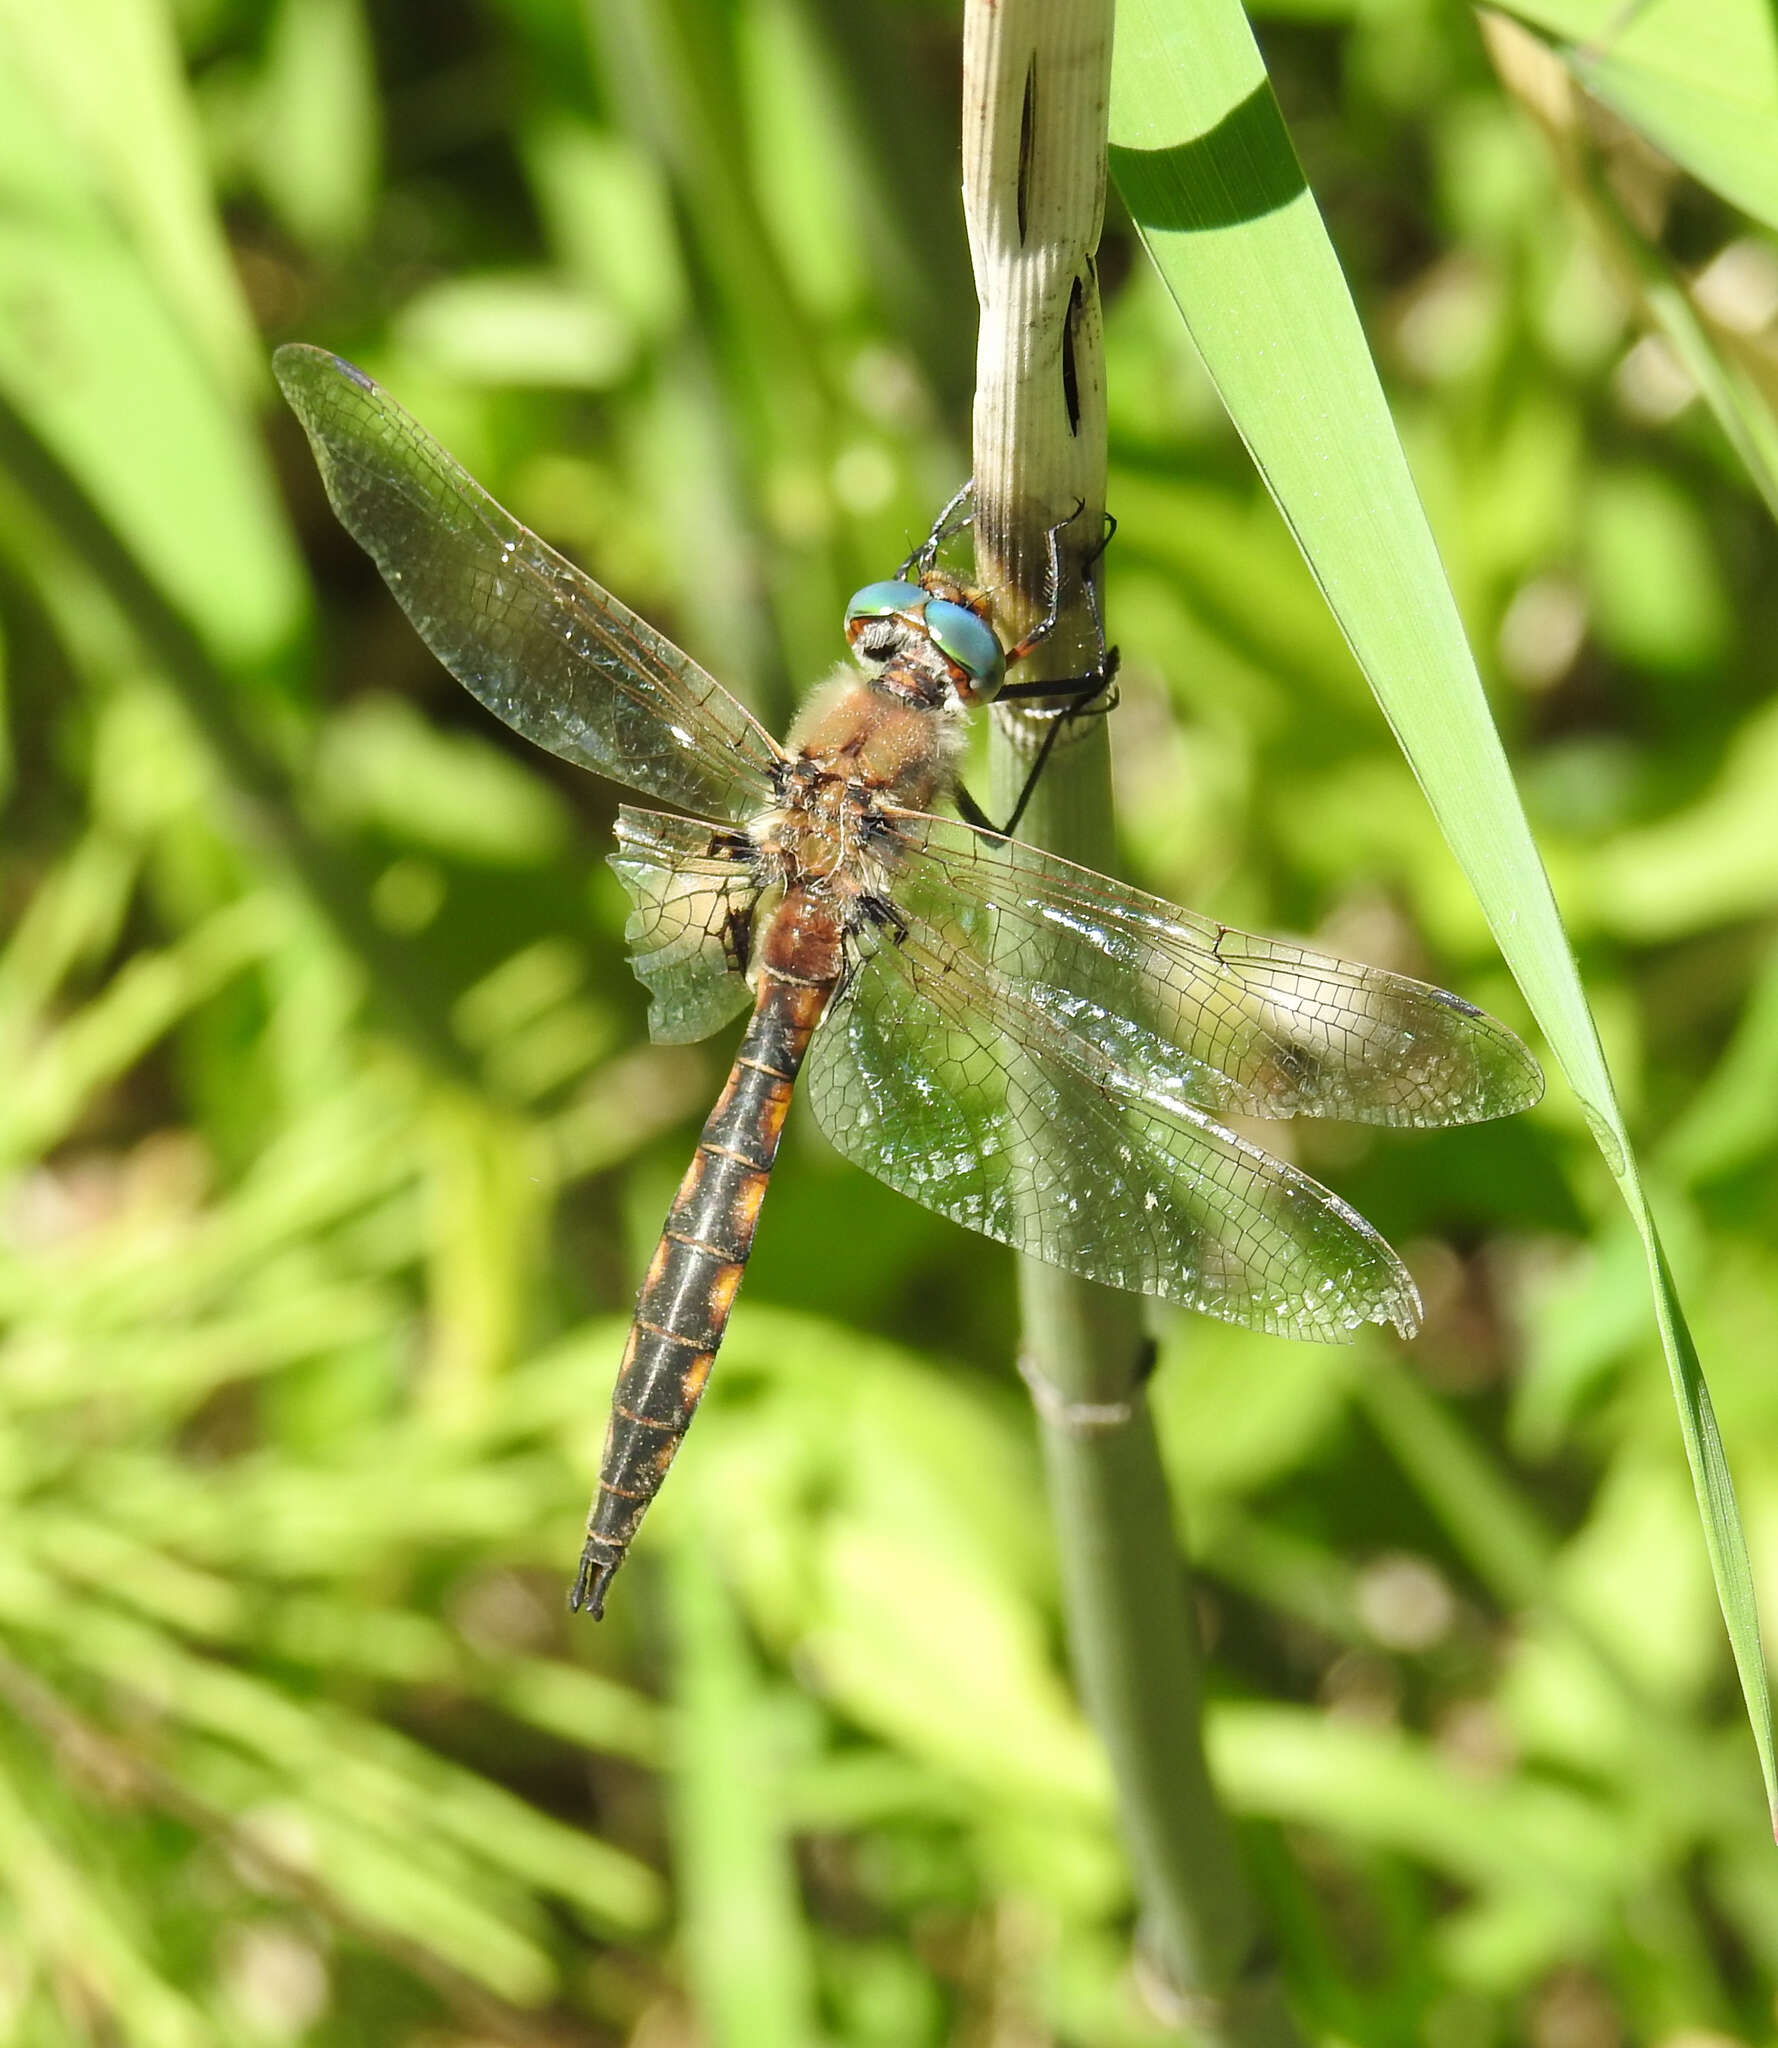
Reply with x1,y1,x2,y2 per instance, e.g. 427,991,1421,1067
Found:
571,1553,616,1620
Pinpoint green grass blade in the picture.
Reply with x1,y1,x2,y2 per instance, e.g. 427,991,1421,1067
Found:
0,1740,209,2048
1500,0,1778,232
1109,0,1777,1820
0,894,279,1168
0,0,264,393
1629,264,1778,527
0,32,303,668
1483,11,1778,529
668,1527,820,2048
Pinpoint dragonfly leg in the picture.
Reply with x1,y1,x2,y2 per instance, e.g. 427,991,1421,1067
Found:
951,780,998,836
953,665,1119,841
858,890,910,943
986,506,1120,837
900,478,976,581
1001,506,1116,665
988,652,1123,839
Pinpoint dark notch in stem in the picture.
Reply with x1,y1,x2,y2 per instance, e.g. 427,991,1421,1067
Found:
1017,58,1038,243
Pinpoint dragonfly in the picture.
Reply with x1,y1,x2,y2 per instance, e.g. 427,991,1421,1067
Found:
275,344,1543,1619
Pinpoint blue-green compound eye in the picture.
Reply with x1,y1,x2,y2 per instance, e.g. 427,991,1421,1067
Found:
845,579,926,626
923,598,1005,698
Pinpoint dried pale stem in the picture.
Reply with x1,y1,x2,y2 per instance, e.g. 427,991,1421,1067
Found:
963,3,1301,2036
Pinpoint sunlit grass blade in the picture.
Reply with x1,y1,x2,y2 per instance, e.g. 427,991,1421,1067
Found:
1209,1703,1629,1933
1620,266,1778,528
668,1526,819,2048
250,0,382,255
0,0,264,393
488,1657,667,1769
1496,0,1778,233
1482,11,1778,531
0,1746,208,2048
1109,0,1777,1817
0,830,138,1055
0,381,474,1083
14,1593,664,1962
0,38,301,666
0,895,279,1169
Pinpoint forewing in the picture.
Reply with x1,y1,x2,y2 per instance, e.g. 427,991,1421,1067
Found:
881,812,1542,1127
609,807,760,1044
806,909,1420,1339
275,345,783,824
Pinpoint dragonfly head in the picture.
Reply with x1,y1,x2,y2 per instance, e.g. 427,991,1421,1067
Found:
844,579,1007,707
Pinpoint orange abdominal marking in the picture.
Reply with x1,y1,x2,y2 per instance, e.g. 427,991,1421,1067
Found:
613,1403,674,1429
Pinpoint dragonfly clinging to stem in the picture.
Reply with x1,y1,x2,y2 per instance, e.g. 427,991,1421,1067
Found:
275,344,1543,1619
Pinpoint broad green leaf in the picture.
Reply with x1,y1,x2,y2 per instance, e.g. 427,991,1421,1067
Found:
1110,0,1777,1818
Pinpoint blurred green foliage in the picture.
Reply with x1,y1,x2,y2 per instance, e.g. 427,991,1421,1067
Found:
1,0,1777,2043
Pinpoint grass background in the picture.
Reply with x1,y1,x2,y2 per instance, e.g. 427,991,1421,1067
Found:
2,0,1777,2043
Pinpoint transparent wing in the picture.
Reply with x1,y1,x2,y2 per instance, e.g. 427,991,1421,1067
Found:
609,807,761,1044
275,345,784,825
806,909,1421,1339
880,811,1542,1127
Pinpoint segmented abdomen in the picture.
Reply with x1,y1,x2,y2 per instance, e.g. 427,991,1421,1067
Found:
573,956,834,1617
